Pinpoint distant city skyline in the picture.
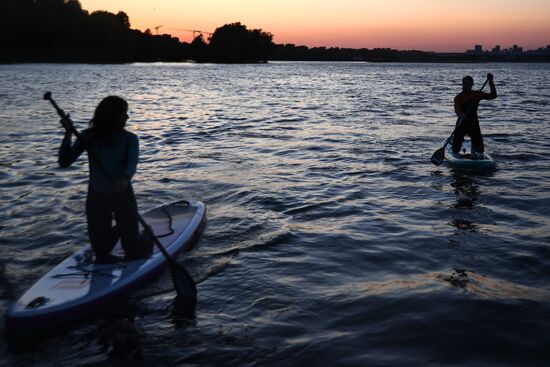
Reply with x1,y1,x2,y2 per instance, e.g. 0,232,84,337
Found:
79,0,550,52
465,44,550,54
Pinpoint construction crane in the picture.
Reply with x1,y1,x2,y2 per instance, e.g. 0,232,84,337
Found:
154,25,163,35
172,28,213,40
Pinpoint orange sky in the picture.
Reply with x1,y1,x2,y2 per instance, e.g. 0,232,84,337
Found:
79,0,550,51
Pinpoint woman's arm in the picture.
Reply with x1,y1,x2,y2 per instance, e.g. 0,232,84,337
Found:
58,117,85,167
124,133,139,180
114,133,139,193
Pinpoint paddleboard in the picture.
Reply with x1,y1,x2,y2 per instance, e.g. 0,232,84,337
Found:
5,200,205,336
444,138,495,170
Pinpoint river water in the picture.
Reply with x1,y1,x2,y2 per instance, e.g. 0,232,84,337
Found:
0,62,549,366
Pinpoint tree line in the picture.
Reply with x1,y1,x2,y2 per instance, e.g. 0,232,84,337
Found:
0,0,186,63
2,0,548,63
0,0,273,63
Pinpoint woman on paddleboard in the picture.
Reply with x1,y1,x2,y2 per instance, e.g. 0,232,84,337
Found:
452,73,497,158
58,96,152,263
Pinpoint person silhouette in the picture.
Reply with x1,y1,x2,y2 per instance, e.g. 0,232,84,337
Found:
58,96,152,263
452,73,497,159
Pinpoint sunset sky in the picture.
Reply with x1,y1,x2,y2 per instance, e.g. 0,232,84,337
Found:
79,0,550,52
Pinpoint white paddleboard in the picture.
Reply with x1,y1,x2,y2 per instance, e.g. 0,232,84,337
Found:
444,138,495,170
5,200,205,335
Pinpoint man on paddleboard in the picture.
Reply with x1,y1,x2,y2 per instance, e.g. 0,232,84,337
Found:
58,96,152,263
452,73,497,158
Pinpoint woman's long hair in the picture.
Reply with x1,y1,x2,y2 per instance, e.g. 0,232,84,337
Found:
90,96,128,134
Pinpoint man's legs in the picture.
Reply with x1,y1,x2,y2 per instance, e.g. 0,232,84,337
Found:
452,118,468,154
468,120,485,154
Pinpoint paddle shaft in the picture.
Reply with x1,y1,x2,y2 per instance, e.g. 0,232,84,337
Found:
441,78,489,151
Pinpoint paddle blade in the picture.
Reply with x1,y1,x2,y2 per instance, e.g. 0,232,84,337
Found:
431,147,445,166
168,257,197,309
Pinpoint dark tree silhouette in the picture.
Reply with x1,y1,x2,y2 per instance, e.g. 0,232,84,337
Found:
0,0,188,63
190,34,209,62
115,11,131,29
208,22,274,63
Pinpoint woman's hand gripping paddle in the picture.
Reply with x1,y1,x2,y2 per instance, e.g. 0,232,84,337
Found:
44,92,197,310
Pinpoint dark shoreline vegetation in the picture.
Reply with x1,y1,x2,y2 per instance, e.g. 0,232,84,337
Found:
2,0,549,64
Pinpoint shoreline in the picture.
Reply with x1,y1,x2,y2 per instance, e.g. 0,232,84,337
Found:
2,59,550,65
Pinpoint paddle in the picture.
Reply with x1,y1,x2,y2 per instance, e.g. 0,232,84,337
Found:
430,78,489,165
44,92,197,309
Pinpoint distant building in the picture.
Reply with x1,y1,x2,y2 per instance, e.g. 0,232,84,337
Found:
511,44,523,54
466,44,485,54
492,45,501,54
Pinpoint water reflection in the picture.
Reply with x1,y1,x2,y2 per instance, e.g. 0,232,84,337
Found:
450,219,478,232
351,270,550,301
449,170,483,234
450,170,480,209
171,298,197,328
448,169,496,234
96,313,143,359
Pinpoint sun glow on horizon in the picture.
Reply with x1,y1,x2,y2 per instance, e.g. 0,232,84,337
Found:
79,0,550,52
